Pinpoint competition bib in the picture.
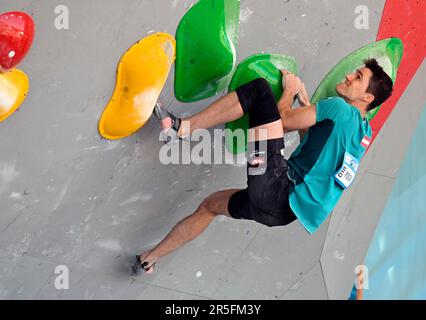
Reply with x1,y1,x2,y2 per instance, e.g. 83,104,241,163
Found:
334,152,359,189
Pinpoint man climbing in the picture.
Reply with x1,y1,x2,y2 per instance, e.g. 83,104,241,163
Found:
132,58,393,275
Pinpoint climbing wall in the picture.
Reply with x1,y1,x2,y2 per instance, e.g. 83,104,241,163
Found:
0,0,424,300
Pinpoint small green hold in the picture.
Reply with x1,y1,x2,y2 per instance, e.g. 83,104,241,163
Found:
225,53,298,154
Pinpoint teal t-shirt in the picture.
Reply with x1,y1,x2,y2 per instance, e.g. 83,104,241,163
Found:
287,97,372,234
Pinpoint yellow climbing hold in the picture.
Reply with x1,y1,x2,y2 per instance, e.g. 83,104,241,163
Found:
0,69,29,123
99,32,176,140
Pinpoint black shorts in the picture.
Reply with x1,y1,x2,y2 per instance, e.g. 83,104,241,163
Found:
228,138,296,227
227,79,297,228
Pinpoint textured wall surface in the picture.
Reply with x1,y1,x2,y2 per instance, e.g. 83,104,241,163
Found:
2,0,422,300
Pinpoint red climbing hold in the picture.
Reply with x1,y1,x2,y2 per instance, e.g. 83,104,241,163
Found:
372,0,426,141
0,11,35,72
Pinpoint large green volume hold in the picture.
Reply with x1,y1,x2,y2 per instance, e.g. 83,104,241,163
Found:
225,53,298,154
175,0,240,102
311,38,403,121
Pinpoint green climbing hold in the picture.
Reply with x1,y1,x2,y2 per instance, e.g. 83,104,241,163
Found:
311,38,403,121
175,0,240,102
225,53,298,154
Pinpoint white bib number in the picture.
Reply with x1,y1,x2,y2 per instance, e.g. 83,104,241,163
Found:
334,152,359,189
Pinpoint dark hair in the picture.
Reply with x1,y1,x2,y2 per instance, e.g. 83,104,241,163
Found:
364,58,393,111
